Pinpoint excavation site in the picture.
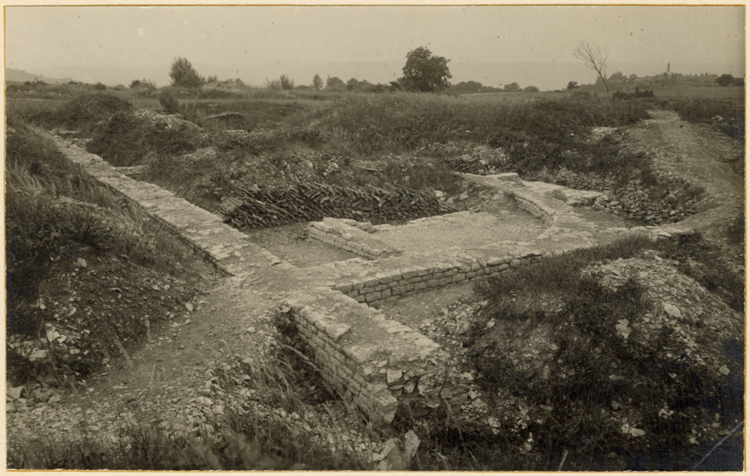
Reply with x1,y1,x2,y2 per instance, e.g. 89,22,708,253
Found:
7,6,745,470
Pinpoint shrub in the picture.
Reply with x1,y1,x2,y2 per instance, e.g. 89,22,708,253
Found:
158,91,180,114
279,75,295,90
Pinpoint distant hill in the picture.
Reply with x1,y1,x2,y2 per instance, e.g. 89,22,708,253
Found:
6,68,73,84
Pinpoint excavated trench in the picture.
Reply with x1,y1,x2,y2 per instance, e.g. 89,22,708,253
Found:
49,132,688,427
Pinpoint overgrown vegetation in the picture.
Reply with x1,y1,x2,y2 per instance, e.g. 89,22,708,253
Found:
8,92,133,131
33,89,717,227
431,236,744,470
315,93,650,158
663,97,745,145
87,110,203,166
6,118,214,386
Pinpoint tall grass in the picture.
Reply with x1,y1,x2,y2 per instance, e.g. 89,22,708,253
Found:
315,92,651,156
86,111,202,166
6,93,133,131
664,97,745,144
6,118,214,383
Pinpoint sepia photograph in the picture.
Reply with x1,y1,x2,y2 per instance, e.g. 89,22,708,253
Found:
4,3,745,471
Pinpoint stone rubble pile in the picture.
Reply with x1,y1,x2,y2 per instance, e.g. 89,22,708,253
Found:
133,109,202,132
593,179,707,225
440,146,510,174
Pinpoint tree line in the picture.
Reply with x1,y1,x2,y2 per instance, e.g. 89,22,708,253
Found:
166,47,538,94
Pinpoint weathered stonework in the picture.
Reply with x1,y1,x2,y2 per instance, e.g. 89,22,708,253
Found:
46,136,691,426
45,133,468,425
281,287,467,424
307,218,399,260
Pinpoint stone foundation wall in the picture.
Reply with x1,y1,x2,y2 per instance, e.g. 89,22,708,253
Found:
48,133,469,426
333,252,542,306
282,288,468,424
307,219,398,260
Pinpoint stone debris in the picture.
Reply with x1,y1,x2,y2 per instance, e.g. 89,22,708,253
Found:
133,109,202,132
180,147,217,164
440,145,510,174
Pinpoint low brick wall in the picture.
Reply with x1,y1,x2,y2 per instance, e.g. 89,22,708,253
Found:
333,252,542,307
281,288,468,424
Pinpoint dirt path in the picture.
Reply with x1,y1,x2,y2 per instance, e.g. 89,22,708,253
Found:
628,110,744,242
7,272,290,452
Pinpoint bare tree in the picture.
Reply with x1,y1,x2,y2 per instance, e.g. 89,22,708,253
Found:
574,41,609,93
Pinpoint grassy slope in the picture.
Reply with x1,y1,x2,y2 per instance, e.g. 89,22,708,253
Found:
6,118,217,385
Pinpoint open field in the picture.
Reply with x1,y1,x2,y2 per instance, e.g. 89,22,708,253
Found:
6,81,745,471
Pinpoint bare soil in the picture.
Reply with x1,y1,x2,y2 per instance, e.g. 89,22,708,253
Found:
627,110,744,248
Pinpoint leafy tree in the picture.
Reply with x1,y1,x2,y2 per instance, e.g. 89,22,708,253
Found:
716,74,736,86
326,76,346,90
609,71,626,82
567,81,579,90
629,74,638,81
398,47,452,92
452,81,485,93
158,91,180,114
504,82,520,91
279,74,294,90
312,74,323,91
169,57,205,88
574,41,609,93
346,78,360,91
524,85,540,92
206,75,218,83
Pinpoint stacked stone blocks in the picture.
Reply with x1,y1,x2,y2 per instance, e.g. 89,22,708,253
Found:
282,289,467,424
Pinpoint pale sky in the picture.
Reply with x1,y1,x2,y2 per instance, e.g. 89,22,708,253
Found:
5,5,745,90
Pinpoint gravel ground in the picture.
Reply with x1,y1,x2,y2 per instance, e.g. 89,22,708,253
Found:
243,223,358,268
